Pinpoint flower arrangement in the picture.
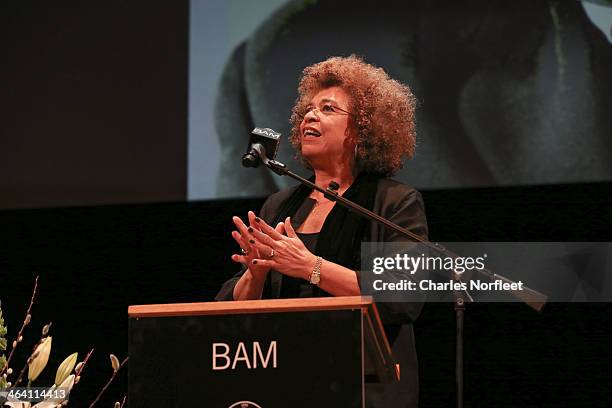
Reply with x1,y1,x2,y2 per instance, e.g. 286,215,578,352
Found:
0,277,127,407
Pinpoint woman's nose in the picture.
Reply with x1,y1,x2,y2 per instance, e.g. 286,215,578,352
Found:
304,108,320,122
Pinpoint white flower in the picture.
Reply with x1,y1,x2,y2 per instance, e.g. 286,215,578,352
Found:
4,402,31,408
31,374,75,408
31,400,58,408
58,373,75,393
28,337,52,383
55,352,78,386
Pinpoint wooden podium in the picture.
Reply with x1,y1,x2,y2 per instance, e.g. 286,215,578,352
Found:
128,296,398,408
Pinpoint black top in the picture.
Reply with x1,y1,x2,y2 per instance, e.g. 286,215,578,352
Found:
215,177,428,408
216,177,429,323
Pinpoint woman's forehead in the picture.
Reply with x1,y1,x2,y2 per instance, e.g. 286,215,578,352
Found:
309,86,350,105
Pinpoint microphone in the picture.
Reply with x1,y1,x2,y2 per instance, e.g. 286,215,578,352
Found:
242,127,282,167
324,181,340,200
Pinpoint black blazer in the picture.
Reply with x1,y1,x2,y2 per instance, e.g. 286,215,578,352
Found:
216,178,428,407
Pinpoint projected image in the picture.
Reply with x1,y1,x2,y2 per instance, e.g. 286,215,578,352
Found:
189,0,612,199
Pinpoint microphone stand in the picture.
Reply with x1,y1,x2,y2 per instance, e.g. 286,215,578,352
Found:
258,153,547,408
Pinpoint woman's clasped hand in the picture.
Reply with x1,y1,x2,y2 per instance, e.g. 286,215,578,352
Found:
231,211,317,281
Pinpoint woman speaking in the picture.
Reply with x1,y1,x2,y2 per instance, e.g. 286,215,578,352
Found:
216,55,428,407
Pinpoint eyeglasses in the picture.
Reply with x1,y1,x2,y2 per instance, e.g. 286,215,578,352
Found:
304,103,352,117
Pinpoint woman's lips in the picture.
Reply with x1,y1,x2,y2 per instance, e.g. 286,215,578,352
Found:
303,127,321,137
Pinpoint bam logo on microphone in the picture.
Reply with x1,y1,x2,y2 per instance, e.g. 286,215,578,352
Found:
252,127,281,139
212,341,277,370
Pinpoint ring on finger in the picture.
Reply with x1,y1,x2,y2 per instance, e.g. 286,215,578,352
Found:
241,248,249,255
268,249,275,258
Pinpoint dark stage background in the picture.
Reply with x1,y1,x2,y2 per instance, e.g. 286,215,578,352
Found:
2,183,612,407
1,1,187,210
